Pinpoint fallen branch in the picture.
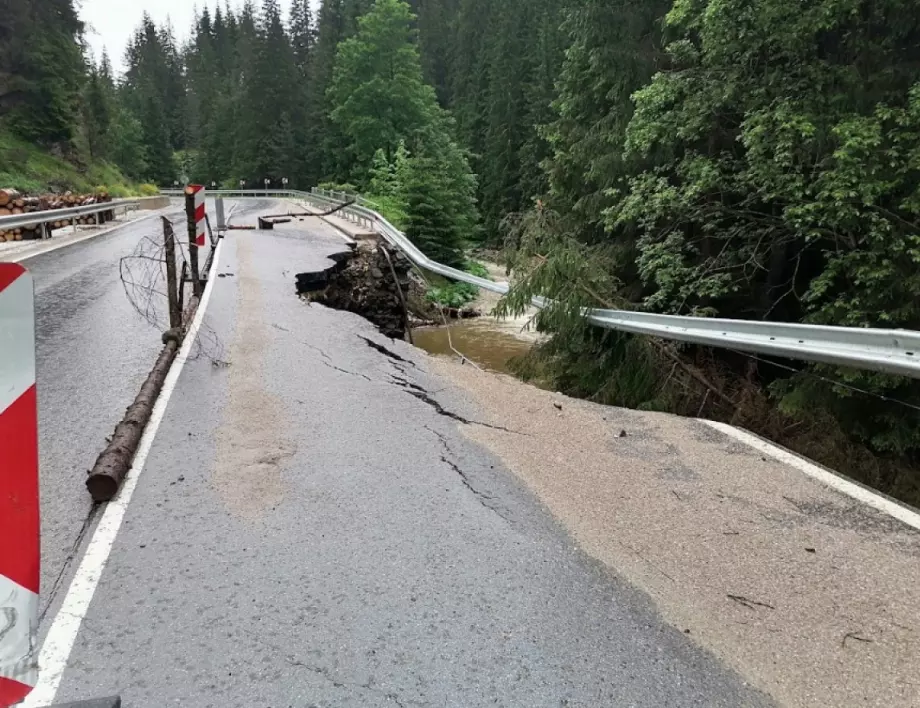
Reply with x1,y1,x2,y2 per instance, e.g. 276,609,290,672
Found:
262,200,358,221
377,245,413,345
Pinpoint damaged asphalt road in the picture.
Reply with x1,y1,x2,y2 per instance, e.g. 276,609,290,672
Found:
49,204,772,708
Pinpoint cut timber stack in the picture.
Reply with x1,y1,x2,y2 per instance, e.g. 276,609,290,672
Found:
0,189,115,242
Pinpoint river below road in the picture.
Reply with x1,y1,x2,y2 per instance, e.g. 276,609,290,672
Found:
412,318,535,373
412,261,542,373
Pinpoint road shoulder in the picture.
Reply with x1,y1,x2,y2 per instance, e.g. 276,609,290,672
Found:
429,357,920,707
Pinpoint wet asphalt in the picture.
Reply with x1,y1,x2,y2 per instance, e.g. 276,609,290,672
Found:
46,202,771,707
22,204,203,614
28,213,167,612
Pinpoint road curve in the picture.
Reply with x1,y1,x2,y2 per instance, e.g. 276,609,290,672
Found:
44,203,771,707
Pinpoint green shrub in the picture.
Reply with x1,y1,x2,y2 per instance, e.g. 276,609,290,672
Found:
465,261,490,279
424,261,491,308
425,281,479,309
138,183,160,196
365,193,408,229
103,184,131,198
318,181,358,194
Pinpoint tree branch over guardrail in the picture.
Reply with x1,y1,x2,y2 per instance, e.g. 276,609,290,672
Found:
158,187,920,379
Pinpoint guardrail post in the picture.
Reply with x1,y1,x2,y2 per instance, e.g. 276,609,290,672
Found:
215,197,226,233
162,217,181,330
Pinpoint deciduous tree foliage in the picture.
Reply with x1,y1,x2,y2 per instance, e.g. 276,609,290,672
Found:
501,0,920,496
611,0,920,457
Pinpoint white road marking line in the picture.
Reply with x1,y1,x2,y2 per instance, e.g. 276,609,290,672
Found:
701,420,920,531
21,237,225,707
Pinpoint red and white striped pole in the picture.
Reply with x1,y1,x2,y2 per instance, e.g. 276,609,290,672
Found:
184,185,207,297
0,264,40,707
190,185,206,248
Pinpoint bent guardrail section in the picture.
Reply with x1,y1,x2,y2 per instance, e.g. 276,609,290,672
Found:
158,187,920,379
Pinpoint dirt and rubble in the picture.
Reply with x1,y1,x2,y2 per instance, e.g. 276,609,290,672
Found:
297,241,435,339
427,356,920,708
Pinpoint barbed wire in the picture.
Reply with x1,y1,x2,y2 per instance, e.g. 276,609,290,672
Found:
118,216,227,365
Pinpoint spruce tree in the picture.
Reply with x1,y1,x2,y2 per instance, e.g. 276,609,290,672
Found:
289,0,316,188
543,0,669,242
107,104,149,180
2,0,86,144
235,0,298,182
415,0,459,105
448,0,493,160
309,0,347,181
290,0,316,75
446,0,562,240
403,153,466,267
327,0,438,179
84,58,114,161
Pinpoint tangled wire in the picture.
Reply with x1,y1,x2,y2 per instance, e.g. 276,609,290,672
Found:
119,215,226,364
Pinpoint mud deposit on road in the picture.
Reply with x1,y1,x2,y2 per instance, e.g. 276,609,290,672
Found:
213,236,295,520
429,356,920,708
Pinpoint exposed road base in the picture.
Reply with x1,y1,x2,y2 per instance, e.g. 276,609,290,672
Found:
299,243,413,339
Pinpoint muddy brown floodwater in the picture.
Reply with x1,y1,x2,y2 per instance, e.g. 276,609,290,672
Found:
412,319,535,373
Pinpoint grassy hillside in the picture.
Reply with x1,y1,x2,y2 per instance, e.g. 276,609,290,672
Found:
0,128,154,197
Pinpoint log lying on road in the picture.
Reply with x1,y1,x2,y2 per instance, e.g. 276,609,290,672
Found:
85,332,181,502
85,295,201,503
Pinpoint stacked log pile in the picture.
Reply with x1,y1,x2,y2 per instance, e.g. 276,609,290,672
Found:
0,189,115,242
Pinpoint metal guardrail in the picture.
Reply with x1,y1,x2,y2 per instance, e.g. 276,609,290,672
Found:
159,187,920,379
0,200,141,232
159,188,380,209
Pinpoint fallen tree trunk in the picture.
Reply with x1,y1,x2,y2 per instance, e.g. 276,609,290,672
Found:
85,335,179,502
85,294,202,502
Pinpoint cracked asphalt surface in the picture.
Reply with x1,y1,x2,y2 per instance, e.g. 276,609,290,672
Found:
49,202,771,707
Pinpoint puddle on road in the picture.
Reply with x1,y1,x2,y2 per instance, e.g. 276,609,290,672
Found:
412,319,535,374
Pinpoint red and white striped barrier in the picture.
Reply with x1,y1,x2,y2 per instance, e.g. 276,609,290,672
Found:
187,185,207,247
0,264,39,707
